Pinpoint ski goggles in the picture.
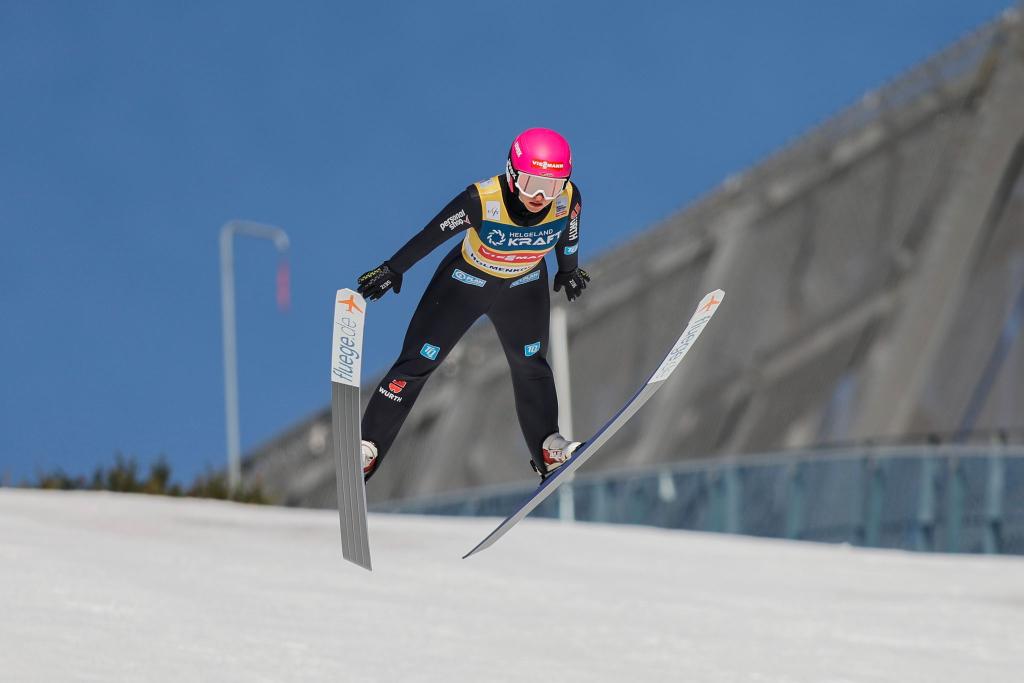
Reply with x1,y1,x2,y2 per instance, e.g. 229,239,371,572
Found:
507,161,568,200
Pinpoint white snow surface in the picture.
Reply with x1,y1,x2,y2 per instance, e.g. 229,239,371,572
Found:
1,489,1022,682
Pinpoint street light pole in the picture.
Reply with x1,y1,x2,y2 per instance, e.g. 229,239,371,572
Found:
220,220,290,493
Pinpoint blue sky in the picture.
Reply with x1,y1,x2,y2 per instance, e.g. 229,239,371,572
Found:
0,1,1013,484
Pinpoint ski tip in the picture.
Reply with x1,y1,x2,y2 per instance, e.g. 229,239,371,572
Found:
335,286,364,300
332,289,367,387
697,289,725,314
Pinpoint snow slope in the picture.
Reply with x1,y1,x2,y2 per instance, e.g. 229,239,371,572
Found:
1,489,1021,682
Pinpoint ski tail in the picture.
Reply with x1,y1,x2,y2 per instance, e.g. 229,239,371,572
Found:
331,288,372,571
463,289,724,559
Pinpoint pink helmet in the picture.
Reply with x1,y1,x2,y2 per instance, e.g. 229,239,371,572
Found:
506,128,572,199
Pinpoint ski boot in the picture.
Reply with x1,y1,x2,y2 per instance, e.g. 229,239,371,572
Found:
531,433,582,480
361,440,379,476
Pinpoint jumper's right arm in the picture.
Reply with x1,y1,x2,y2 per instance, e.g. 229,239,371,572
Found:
357,187,480,300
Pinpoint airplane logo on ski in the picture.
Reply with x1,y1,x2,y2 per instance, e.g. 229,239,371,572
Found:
338,294,363,314
701,294,721,313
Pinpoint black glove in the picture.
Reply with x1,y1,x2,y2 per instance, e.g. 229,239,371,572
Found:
357,262,403,301
553,267,590,302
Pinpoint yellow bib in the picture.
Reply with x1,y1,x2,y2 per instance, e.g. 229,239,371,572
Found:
461,175,573,278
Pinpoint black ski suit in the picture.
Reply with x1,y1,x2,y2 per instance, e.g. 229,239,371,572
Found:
361,174,582,477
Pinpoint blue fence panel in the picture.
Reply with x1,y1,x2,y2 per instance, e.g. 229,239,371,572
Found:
877,457,927,550
736,463,788,539
957,454,992,554
1000,456,1024,554
798,457,865,545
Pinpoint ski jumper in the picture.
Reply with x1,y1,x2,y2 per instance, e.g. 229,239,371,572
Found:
361,174,583,476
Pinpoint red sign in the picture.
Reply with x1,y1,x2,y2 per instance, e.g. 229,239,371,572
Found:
477,244,544,263
531,159,565,171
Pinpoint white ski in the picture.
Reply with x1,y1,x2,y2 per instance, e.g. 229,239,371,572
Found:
330,288,372,570
463,289,725,559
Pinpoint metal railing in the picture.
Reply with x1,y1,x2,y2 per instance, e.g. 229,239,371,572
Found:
372,444,1024,555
